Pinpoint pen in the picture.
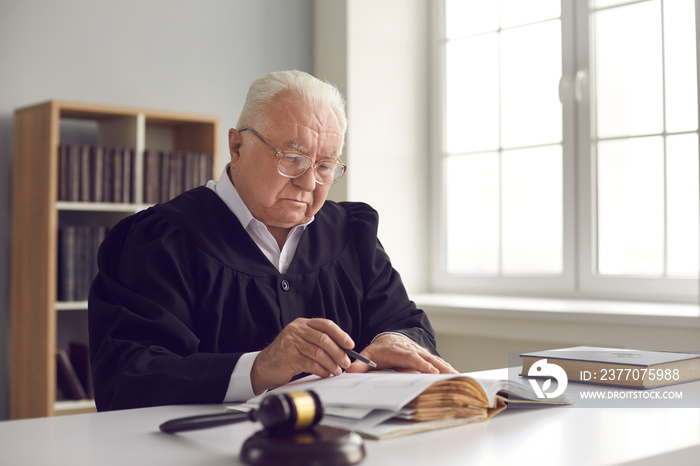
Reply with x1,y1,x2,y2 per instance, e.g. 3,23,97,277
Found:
344,348,377,368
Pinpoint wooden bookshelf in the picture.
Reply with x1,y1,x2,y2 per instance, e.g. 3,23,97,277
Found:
10,101,220,419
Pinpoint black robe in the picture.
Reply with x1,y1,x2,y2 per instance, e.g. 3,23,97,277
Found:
88,187,438,411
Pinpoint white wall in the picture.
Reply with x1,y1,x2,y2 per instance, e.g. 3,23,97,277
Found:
313,0,348,203
0,0,314,420
315,0,431,293
345,0,430,293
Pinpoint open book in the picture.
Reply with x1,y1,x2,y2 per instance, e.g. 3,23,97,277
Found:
232,371,571,440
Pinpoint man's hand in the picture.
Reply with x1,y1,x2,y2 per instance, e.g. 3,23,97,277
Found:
345,333,458,375
250,318,354,395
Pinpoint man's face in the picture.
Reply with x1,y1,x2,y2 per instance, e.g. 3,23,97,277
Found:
229,91,343,231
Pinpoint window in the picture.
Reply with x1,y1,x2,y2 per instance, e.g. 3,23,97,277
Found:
433,0,699,303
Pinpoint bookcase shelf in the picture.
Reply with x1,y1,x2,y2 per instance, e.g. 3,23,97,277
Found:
54,399,97,416
10,100,220,419
55,301,89,311
56,201,148,212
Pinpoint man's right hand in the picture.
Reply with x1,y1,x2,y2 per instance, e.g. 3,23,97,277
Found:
250,318,354,395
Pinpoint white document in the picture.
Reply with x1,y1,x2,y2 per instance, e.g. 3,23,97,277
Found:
244,371,465,411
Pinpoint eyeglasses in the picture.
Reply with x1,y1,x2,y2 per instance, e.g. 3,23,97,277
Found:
240,128,347,185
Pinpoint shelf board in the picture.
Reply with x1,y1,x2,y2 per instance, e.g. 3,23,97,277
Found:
56,301,88,311
56,201,152,212
54,399,96,416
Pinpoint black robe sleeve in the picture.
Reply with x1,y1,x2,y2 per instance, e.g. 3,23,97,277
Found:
88,203,242,411
89,188,438,411
341,202,438,353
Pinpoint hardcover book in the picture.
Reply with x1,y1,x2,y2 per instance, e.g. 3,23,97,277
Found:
91,146,104,202
122,148,133,203
57,144,69,201
168,151,183,200
102,147,113,203
69,341,93,399
159,151,170,203
112,147,123,203
521,346,700,389
79,144,91,202
74,225,91,301
68,144,81,201
143,149,160,204
184,152,197,191
57,226,77,301
56,348,88,400
202,152,212,186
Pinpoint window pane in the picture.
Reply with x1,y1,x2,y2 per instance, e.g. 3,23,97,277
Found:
501,145,563,274
445,0,498,38
445,35,500,154
499,0,560,29
445,153,499,274
667,134,699,277
664,0,698,133
594,1,664,138
597,137,664,276
501,20,562,148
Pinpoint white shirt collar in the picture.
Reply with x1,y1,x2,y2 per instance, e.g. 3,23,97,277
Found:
206,165,256,229
205,165,314,273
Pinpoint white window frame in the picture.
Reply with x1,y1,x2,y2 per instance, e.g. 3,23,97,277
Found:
430,0,700,304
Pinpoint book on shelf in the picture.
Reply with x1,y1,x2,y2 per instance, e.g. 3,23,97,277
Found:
69,341,93,399
79,145,91,202
203,152,213,186
111,148,123,203
168,152,183,201
56,143,136,204
56,348,88,400
143,149,160,204
57,225,77,301
58,143,213,206
520,346,700,389
56,143,97,202
91,146,104,202
143,149,213,204
91,226,107,283
159,151,170,203
101,147,113,202
231,371,570,440
57,225,108,302
123,148,134,203
68,144,81,201
194,152,212,189
74,225,90,301
57,144,69,201
184,152,197,192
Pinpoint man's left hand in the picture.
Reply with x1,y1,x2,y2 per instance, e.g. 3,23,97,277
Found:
345,333,458,374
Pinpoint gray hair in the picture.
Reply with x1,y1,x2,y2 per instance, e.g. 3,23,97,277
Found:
237,70,347,151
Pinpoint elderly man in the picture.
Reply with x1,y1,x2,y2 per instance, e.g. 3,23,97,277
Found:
89,70,455,411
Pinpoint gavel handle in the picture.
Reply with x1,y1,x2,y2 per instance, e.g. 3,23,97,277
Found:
159,411,253,433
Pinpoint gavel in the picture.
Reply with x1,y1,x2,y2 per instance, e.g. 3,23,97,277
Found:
159,390,323,434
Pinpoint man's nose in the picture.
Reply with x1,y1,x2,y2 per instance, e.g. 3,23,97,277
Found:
293,166,317,191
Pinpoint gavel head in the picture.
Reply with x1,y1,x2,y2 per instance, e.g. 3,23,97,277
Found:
254,390,324,433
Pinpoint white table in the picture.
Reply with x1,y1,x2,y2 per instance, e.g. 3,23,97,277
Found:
2,369,699,466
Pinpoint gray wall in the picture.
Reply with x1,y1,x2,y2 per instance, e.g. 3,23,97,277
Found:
0,0,314,420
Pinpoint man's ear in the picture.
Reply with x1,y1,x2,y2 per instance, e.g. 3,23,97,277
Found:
228,128,243,166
